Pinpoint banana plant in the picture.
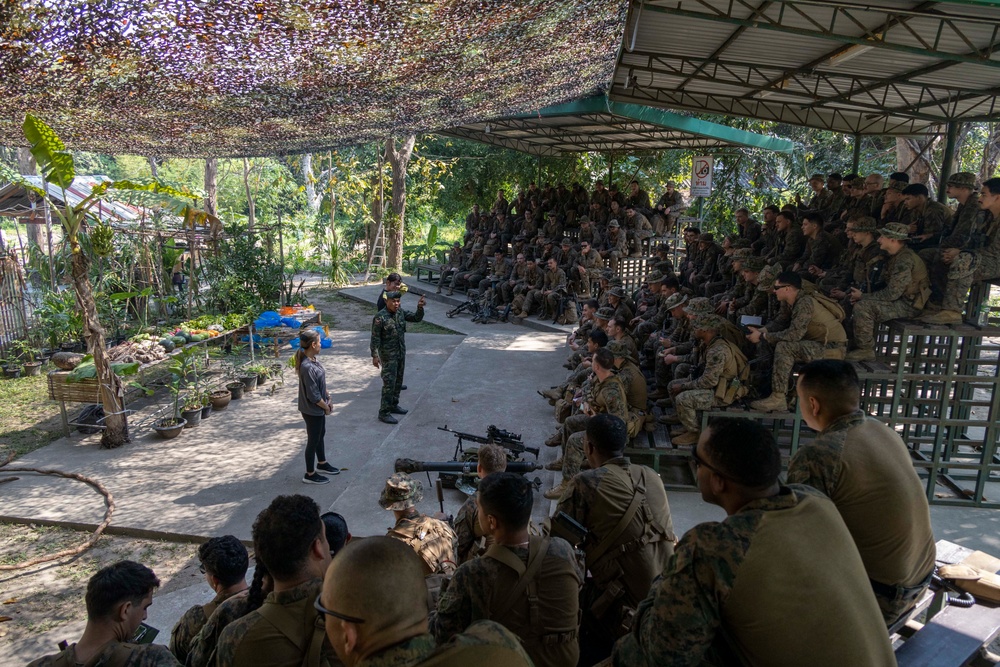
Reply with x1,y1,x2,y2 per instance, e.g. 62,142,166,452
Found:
1,114,198,448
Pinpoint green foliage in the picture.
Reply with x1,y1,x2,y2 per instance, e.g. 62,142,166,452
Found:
203,222,283,311
33,290,83,349
23,114,75,190
66,355,140,382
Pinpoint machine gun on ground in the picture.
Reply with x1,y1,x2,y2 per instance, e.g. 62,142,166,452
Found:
438,424,540,460
395,458,543,496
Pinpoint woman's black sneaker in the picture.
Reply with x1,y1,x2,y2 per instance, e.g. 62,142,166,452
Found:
302,472,330,485
316,463,340,475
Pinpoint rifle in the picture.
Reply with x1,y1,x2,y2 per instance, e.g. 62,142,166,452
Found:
438,425,540,459
395,458,543,496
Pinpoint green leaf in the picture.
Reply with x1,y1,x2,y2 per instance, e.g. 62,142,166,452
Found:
109,291,139,301
427,223,438,248
23,114,75,189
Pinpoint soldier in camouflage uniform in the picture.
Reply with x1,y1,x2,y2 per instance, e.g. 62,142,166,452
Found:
730,256,769,321
371,291,425,424
554,414,675,665
920,172,985,323
611,418,896,667
927,177,1000,325
607,339,648,438
795,211,842,280
27,561,180,667
599,220,629,271
796,172,834,214
901,183,955,253
215,495,335,667
380,472,459,577
170,535,248,664
519,256,566,321
545,348,630,500
436,242,464,294
477,249,511,299
789,360,936,627
668,314,749,445
431,473,582,667
750,271,847,412
321,538,532,667
846,223,930,361
453,443,507,564
765,210,806,267
508,257,544,315
649,294,691,398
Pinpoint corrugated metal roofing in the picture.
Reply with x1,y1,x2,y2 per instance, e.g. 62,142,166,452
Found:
0,176,150,226
609,0,1000,135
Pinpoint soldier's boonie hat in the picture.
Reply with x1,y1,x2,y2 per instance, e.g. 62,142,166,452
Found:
828,172,843,180
514,234,526,242
698,233,714,243
379,472,424,510
655,261,674,274
646,270,665,284
547,210,557,218
600,269,614,280
607,219,620,228
472,243,483,251
663,293,689,310
560,237,571,246
732,248,752,258
880,222,911,240
655,243,670,253
579,215,591,223
850,217,878,233
692,314,725,331
609,286,626,298
606,339,632,359
595,306,615,320
385,291,403,300
610,277,624,287
757,264,781,291
683,297,712,316
849,177,865,189
732,239,752,249
887,180,907,193
453,241,461,247
948,172,979,189
902,184,929,197
809,173,825,183
743,256,766,272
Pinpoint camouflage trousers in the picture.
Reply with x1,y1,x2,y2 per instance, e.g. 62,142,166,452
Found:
942,252,1000,313
522,289,547,316
674,389,718,433
655,360,691,391
560,414,590,482
379,355,405,417
853,298,920,350
771,340,826,395
437,267,461,289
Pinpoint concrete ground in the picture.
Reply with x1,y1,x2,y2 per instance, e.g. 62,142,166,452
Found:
4,280,999,664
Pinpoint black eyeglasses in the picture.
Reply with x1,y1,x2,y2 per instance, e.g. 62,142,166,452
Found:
773,284,791,291
314,596,365,624
198,564,206,574
691,447,731,479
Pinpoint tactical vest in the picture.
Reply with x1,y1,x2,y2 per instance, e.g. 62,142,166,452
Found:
709,338,750,405
803,294,848,347
586,465,675,631
484,536,581,667
48,643,136,667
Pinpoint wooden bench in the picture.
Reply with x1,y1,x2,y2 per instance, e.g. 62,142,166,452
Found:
895,540,1000,667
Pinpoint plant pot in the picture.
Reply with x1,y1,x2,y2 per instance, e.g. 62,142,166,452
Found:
3,366,21,379
240,375,258,392
152,418,186,439
22,361,43,377
210,389,232,410
201,404,212,419
269,362,284,375
256,372,268,386
61,342,83,353
226,382,245,400
180,408,202,427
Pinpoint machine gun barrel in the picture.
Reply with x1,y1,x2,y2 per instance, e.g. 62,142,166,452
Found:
395,458,543,474
438,424,539,459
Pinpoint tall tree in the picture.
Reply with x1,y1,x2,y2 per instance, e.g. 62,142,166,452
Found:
204,158,218,217
242,157,256,231
384,135,415,270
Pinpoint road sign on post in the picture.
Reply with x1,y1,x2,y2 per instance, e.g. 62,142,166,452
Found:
691,156,714,197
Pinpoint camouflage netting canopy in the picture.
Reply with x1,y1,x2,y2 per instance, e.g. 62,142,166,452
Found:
0,1,629,158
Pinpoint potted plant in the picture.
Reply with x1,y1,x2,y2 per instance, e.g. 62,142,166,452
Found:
200,391,212,419
1,357,21,379
180,395,203,428
10,339,43,376
247,363,269,386
152,374,186,439
210,387,233,409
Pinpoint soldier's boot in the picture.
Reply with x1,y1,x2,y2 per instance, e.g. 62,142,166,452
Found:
845,348,876,361
669,425,687,437
544,457,564,471
517,310,530,319
672,430,700,446
544,432,562,447
436,285,442,294
543,480,570,500
750,393,789,412
920,309,962,324
539,387,563,401
658,412,681,425
655,397,673,408
648,388,670,400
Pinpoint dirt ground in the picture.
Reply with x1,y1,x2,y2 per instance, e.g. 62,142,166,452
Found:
0,524,203,649
0,282,454,654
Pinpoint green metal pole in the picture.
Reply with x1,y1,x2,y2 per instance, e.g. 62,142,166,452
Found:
607,152,614,186
852,134,861,174
938,121,959,204
536,155,541,183
696,197,704,221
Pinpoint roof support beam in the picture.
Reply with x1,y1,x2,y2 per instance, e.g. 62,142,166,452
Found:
641,1,1000,68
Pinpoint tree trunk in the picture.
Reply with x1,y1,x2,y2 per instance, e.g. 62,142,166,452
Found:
17,148,44,249
384,135,415,271
302,153,321,213
242,157,256,231
204,158,218,217
981,124,1000,183
897,137,938,191
70,247,128,448
149,157,158,178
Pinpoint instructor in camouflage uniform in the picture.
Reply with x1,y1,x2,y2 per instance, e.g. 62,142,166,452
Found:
371,291,425,424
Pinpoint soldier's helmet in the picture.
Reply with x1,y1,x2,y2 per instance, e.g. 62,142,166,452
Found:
948,172,980,190
379,472,424,510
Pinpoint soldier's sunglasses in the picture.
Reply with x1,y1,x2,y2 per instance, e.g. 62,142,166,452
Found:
314,596,366,624
691,448,731,479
